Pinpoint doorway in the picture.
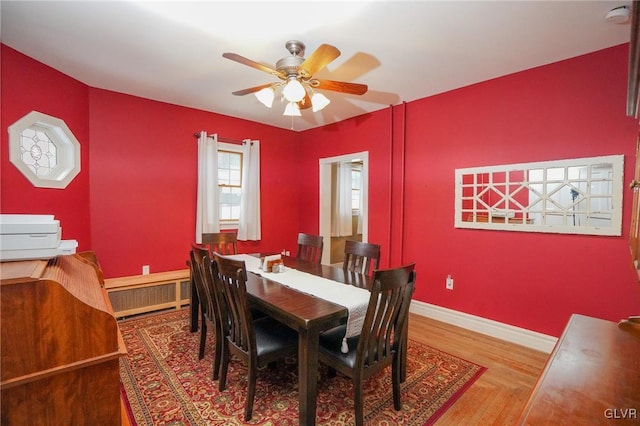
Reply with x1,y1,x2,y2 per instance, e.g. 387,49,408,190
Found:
319,152,369,265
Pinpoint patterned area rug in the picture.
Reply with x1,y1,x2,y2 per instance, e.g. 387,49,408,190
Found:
119,308,485,425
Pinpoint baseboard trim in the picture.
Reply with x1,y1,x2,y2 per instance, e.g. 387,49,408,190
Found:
409,300,557,353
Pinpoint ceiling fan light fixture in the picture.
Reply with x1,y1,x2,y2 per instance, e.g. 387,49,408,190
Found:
311,92,330,112
283,102,301,116
224,40,368,117
255,87,274,107
283,78,306,102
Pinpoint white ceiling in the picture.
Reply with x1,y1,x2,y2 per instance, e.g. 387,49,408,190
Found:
0,1,633,131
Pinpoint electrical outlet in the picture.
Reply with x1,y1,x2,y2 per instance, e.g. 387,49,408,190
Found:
446,275,454,290
142,265,150,275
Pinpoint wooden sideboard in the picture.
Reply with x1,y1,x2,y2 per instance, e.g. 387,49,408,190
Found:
0,253,126,424
629,136,640,281
518,314,640,425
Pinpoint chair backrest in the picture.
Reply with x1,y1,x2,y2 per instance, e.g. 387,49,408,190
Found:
210,252,255,354
356,263,416,370
203,232,238,255
201,252,227,332
190,243,214,318
296,232,323,264
343,240,381,276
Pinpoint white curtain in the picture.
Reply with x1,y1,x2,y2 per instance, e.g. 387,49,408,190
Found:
238,139,261,241
331,162,353,237
195,131,220,243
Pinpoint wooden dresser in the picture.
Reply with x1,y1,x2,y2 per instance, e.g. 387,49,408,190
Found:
0,253,127,424
518,314,640,425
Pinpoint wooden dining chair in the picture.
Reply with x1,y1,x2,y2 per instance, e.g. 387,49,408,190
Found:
296,232,323,264
189,243,218,369
343,240,381,276
317,263,416,426
200,251,237,383
202,232,237,255
210,252,299,421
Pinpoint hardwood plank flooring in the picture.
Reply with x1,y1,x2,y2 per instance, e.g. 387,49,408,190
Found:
407,312,550,425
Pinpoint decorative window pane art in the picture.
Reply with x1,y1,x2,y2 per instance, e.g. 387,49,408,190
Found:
8,111,81,189
454,155,624,236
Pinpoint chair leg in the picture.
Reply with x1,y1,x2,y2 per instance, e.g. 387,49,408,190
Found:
400,324,408,383
354,376,364,426
244,361,257,421
327,366,337,378
212,339,222,381
198,313,207,360
218,340,229,392
213,321,223,380
392,357,402,411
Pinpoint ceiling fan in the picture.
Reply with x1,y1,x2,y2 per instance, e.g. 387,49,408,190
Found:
222,40,368,116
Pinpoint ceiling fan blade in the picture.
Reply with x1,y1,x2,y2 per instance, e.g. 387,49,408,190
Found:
298,92,312,110
314,79,368,95
232,83,273,96
222,52,284,78
299,44,340,78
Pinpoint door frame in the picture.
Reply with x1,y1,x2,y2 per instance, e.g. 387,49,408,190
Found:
319,151,369,264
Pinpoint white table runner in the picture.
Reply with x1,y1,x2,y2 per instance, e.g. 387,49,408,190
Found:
226,254,370,352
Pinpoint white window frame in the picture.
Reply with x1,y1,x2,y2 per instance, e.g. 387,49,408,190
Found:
217,142,243,230
8,111,81,189
351,164,362,214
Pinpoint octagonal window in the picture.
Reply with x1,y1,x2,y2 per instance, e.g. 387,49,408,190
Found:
8,111,81,189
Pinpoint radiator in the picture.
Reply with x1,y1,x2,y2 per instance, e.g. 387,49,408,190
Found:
104,269,190,318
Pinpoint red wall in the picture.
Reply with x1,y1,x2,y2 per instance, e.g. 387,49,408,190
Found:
3,42,640,337
300,44,640,336
296,111,395,266
1,44,300,278
88,89,300,276
1,45,92,249
403,45,640,336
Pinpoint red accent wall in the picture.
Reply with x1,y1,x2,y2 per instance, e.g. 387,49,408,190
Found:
88,88,300,276
1,45,91,249
404,45,640,336
3,42,639,336
296,110,395,266
300,44,640,336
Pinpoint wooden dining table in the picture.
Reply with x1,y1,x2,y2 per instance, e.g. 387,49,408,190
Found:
189,255,373,426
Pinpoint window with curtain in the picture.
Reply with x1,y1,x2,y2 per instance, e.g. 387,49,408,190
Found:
217,141,261,238
196,133,261,242
217,149,243,225
351,167,361,212
331,162,354,237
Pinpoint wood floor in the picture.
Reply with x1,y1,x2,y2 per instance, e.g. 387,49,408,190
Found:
407,312,550,425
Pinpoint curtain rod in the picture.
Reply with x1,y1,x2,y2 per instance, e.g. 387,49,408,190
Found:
193,132,244,144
